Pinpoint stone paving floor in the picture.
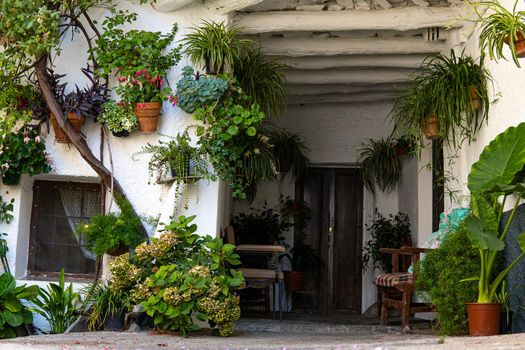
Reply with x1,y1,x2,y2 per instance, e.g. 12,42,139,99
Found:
0,318,522,350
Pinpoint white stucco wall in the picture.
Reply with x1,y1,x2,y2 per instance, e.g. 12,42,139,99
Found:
0,0,229,332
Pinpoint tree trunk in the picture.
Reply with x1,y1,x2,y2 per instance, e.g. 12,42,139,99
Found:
34,57,148,238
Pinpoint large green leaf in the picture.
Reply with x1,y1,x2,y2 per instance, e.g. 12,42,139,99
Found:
464,216,505,251
2,310,23,327
471,194,499,233
468,123,525,192
3,294,22,313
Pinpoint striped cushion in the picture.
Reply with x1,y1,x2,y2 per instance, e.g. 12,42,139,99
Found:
374,272,413,287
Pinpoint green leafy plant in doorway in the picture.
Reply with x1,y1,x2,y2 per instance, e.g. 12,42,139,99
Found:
362,211,411,272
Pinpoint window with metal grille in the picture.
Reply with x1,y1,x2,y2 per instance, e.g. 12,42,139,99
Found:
28,180,102,279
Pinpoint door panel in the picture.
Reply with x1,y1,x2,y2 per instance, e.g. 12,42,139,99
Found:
297,167,363,313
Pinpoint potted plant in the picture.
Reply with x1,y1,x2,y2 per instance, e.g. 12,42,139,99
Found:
133,131,211,208
97,101,138,137
83,283,130,331
267,129,310,179
358,138,403,194
51,69,106,143
182,21,252,74
390,51,493,146
230,207,290,245
116,71,171,133
0,273,40,338
233,47,288,116
393,135,416,156
75,197,144,257
475,0,525,67
0,128,51,186
173,66,229,114
463,122,525,336
281,237,320,293
362,211,412,272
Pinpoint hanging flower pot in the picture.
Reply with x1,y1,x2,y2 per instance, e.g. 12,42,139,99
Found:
204,57,225,75
279,157,292,173
466,302,501,336
134,102,162,133
504,32,525,58
112,130,130,138
283,271,305,293
421,113,440,140
467,86,481,111
107,242,129,257
50,112,85,143
1,173,21,186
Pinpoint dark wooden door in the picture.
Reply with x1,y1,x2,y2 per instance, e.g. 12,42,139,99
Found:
296,167,363,313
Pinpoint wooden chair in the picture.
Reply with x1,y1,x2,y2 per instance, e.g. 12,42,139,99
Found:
225,226,285,320
374,246,433,333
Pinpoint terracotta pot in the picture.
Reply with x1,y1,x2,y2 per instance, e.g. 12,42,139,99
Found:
467,86,481,111
421,114,440,140
2,173,21,186
50,112,85,143
279,157,292,173
134,102,162,133
107,243,128,257
504,32,525,58
283,271,305,293
466,302,501,336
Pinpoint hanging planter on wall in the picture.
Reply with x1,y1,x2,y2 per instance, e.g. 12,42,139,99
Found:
50,112,85,143
134,102,161,133
1,174,21,186
421,113,440,140
504,32,525,58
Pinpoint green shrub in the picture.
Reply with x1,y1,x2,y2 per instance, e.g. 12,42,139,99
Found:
416,226,480,335
82,283,130,331
109,215,244,337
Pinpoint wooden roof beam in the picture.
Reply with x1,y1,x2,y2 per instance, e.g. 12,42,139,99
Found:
259,37,445,57
286,83,410,96
287,92,397,105
278,54,429,70
234,6,469,34
285,68,412,85
205,0,265,14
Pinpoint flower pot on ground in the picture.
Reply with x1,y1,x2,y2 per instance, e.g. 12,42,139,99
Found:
283,271,305,293
50,112,85,143
466,303,501,336
112,130,130,138
133,102,162,133
463,123,525,336
82,283,130,332
422,113,440,140
102,309,126,331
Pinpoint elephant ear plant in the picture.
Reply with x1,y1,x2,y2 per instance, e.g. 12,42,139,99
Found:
464,122,525,334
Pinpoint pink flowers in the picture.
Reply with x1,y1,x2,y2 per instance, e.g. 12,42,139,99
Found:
168,95,179,107
117,76,127,83
116,101,126,107
136,103,147,109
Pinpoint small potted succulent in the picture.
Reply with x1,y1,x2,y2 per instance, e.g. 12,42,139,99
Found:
115,72,171,133
97,101,138,137
75,197,144,257
0,128,51,186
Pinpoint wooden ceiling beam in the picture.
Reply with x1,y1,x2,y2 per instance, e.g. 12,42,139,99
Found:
234,6,469,34
259,37,444,57
285,68,413,85
204,0,265,14
278,54,428,70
